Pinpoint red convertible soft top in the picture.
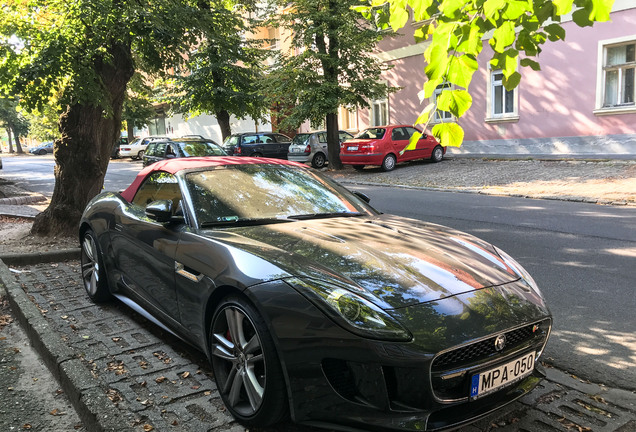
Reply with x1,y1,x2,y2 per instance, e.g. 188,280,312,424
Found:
120,156,304,202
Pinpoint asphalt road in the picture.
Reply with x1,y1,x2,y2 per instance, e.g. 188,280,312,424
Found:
2,154,635,391
349,184,636,391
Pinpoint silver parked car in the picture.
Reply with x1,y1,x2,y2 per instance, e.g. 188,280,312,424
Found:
287,130,354,168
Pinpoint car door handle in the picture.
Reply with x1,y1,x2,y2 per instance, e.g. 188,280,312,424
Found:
175,262,204,282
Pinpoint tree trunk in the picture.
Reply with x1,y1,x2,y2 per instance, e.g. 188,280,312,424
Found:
6,127,14,153
126,120,135,142
31,42,134,237
12,128,23,153
326,112,342,170
216,110,231,141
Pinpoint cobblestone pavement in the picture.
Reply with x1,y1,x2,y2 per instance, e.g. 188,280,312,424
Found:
5,261,636,432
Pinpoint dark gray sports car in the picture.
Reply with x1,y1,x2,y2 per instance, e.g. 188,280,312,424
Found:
79,157,552,431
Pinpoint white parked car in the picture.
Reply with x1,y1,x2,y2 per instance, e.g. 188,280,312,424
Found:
119,136,169,160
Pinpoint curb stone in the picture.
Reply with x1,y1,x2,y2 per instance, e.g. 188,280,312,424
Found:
0,248,80,266
0,194,47,206
0,259,134,432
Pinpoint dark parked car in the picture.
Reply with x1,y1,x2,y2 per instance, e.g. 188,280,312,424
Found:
80,157,551,432
222,132,292,159
142,138,226,167
29,141,54,155
287,130,354,168
340,124,445,171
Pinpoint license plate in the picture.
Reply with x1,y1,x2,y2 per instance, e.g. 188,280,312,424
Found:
470,351,535,399
347,146,358,151
291,147,301,153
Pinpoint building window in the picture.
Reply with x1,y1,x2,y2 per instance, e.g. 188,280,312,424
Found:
595,36,636,115
491,72,515,115
432,84,453,122
338,106,357,131
603,42,635,107
370,97,389,126
485,69,519,123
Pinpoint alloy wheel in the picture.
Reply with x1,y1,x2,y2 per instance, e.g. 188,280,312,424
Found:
211,306,266,416
81,235,99,296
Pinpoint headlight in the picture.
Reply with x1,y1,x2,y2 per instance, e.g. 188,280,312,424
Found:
494,247,545,299
287,278,412,342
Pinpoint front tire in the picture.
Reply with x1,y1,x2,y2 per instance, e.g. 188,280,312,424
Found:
381,153,397,171
210,295,287,427
311,152,326,168
80,229,112,302
38,149,47,155
136,150,144,160
431,145,444,163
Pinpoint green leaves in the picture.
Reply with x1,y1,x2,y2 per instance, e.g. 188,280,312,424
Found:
437,89,472,117
432,122,464,147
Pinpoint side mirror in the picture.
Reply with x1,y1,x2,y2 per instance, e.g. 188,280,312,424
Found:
352,191,371,203
421,134,428,139
146,200,175,223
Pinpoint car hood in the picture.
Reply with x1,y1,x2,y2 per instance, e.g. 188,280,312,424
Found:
198,215,521,309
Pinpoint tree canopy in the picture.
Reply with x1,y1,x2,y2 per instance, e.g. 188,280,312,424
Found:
265,0,392,168
355,0,615,148
0,0,211,235
173,5,269,140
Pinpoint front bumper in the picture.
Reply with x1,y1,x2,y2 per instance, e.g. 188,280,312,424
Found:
246,281,552,431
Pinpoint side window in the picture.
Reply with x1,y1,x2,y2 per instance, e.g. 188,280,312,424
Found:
243,135,258,144
391,127,408,141
262,134,275,144
145,143,157,157
318,133,328,143
132,172,182,210
275,134,290,143
405,127,421,138
155,142,168,157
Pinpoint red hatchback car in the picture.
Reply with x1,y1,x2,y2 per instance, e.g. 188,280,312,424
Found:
340,125,445,171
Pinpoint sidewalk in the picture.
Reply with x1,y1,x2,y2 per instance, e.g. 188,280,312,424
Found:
0,157,635,431
1,260,635,432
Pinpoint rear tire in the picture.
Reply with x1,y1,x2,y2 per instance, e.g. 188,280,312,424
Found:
210,295,287,427
311,152,326,169
38,149,47,155
381,154,397,172
80,229,112,302
431,145,444,163
251,152,263,157
136,150,144,160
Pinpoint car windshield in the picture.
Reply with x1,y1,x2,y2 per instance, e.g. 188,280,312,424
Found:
355,128,386,139
292,134,311,145
184,164,377,227
174,141,226,157
223,135,239,147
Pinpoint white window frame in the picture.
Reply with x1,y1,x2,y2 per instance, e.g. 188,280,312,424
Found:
369,94,389,126
431,83,454,123
338,106,358,132
594,35,636,116
485,69,519,123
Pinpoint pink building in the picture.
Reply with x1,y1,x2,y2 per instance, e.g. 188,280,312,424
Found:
355,2,636,157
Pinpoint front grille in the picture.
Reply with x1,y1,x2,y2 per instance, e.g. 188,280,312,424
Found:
432,320,547,372
430,319,551,401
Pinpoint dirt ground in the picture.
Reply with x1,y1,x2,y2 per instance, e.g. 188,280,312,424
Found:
0,215,77,255
0,158,634,255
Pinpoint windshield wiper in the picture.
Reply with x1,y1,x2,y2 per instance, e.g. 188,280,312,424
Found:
286,212,364,220
200,217,293,228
